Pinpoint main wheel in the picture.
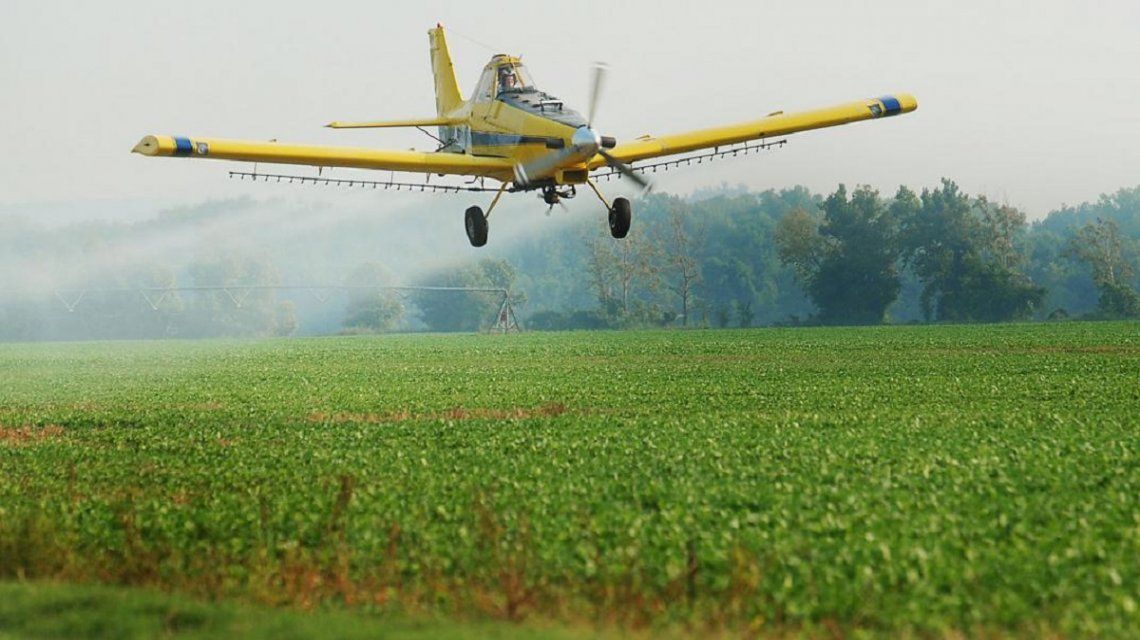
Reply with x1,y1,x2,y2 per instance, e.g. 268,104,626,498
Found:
465,205,488,247
608,197,631,239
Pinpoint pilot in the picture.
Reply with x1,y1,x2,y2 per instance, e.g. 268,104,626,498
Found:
498,66,518,91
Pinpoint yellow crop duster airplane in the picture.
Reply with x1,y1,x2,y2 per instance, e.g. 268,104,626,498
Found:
133,25,916,247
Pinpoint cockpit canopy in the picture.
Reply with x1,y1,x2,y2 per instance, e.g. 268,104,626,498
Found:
473,56,536,101
472,55,587,129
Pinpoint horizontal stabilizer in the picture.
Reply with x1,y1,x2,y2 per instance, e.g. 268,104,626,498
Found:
326,117,462,129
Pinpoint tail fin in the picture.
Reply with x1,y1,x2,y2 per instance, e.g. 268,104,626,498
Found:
428,25,463,116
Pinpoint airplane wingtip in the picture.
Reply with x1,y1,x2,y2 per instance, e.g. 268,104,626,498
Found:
132,135,160,155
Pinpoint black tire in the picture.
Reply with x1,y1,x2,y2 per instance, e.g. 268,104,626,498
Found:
465,206,488,247
608,197,631,239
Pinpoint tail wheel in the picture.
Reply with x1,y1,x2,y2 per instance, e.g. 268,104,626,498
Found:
608,197,631,239
465,206,488,247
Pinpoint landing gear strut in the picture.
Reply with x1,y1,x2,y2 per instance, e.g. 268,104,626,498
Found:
587,180,632,239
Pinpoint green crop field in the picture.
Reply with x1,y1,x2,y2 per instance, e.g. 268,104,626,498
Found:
1,323,1138,638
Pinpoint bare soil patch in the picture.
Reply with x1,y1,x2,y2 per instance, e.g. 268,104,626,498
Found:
0,424,66,446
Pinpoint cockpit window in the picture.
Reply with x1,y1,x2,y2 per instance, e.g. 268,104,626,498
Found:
496,63,535,95
474,60,540,103
473,66,496,103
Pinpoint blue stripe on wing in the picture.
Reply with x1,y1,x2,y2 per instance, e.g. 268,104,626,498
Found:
173,137,193,156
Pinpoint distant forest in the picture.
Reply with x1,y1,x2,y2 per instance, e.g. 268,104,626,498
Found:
2,180,1138,341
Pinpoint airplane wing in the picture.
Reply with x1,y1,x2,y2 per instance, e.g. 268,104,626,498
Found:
589,94,917,168
131,135,513,179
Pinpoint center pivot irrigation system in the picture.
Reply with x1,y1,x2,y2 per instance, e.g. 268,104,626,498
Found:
12,284,523,333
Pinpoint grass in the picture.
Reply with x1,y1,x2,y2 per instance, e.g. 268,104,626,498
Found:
0,581,584,640
1,323,1138,637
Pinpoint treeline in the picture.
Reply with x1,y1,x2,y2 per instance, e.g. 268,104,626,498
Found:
1,181,1137,340
500,181,1140,329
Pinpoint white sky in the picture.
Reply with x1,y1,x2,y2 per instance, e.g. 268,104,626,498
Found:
3,0,1140,220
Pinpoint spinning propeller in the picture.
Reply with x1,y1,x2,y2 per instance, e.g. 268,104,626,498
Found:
513,63,652,191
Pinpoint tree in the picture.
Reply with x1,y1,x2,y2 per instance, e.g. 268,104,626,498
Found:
585,235,618,314
342,262,404,333
613,233,662,320
774,207,822,284
775,185,901,324
733,299,755,327
977,199,1027,270
660,205,704,326
585,226,661,325
899,180,1043,322
813,186,901,324
1068,218,1134,288
1067,219,1140,317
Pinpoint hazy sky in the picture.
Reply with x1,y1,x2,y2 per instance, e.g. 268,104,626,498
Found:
4,0,1140,220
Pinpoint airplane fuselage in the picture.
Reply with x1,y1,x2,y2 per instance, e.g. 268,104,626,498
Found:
436,55,595,184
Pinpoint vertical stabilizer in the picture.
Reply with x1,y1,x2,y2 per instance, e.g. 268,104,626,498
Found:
429,25,463,116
